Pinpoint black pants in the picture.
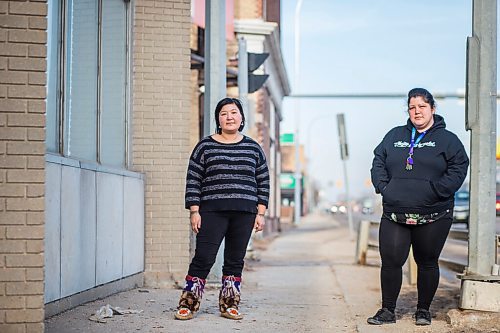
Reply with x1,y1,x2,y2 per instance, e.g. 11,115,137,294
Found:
378,216,452,312
188,211,255,279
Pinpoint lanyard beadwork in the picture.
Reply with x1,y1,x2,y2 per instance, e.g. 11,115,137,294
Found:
406,127,426,171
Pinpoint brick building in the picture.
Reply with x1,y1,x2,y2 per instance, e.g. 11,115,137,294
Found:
1,1,50,331
233,0,290,234
190,0,290,235
1,0,192,331
0,0,288,331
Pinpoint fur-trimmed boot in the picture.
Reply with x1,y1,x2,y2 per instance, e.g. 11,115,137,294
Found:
174,275,206,320
219,275,243,320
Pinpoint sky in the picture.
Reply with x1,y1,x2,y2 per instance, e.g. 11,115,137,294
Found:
279,0,499,203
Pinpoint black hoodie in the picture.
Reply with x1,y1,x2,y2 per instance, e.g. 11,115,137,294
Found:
371,114,469,214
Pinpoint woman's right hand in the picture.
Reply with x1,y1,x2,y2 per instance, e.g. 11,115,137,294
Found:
190,212,201,233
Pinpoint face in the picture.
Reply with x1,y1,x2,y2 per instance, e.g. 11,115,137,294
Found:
218,103,242,133
408,96,435,131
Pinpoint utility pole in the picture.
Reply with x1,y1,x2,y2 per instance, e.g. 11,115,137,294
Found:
204,0,226,283
204,0,226,135
293,0,304,224
460,0,500,312
337,114,354,239
238,37,249,131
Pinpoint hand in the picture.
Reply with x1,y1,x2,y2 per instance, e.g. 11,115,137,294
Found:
190,212,201,233
254,214,265,232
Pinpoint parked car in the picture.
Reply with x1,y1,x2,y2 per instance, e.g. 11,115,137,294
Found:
496,193,500,216
453,190,469,224
330,203,346,214
361,198,374,215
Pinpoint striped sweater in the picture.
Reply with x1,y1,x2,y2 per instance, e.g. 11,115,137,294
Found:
185,135,270,213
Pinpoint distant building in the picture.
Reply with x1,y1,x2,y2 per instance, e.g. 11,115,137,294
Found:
279,134,307,222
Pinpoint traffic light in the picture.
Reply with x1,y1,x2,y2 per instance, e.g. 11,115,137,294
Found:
237,38,269,94
247,52,269,93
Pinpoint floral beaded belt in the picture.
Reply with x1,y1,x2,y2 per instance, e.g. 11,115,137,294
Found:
383,209,451,225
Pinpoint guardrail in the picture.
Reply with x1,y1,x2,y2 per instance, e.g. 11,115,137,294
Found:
355,220,418,285
356,220,500,283
440,229,467,273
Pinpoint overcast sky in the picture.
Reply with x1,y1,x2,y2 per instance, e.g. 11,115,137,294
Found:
279,0,499,202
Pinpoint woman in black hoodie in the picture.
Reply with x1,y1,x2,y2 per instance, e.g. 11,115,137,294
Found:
367,88,469,326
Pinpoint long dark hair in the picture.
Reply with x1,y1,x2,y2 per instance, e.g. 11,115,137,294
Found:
407,88,436,109
214,97,245,134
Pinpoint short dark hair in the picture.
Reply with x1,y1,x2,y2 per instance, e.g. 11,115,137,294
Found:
214,97,245,134
407,88,436,109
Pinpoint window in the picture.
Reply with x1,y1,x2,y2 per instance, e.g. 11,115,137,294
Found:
46,0,131,168
101,0,128,166
65,0,98,161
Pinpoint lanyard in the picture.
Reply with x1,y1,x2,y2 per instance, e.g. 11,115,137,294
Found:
405,127,426,171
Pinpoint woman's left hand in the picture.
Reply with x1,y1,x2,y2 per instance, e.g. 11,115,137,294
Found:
254,214,265,232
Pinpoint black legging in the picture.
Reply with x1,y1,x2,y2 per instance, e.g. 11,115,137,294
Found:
188,211,255,279
378,216,452,312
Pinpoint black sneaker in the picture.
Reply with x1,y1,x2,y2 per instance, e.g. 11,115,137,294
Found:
414,308,431,325
367,308,396,325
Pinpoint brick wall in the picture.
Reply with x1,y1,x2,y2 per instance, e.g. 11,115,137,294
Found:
0,1,47,332
265,0,280,26
189,24,201,149
256,90,270,157
189,70,200,149
234,0,262,20
132,0,192,287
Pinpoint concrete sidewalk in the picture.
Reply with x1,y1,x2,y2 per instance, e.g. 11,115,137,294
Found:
45,213,495,332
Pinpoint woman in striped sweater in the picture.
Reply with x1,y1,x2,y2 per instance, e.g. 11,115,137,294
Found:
174,97,270,321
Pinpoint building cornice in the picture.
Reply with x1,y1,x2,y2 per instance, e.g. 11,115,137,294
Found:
234,19,277,36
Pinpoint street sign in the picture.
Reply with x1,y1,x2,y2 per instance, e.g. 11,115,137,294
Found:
337,113,349,160
280,133,294,144
280,173,296,189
